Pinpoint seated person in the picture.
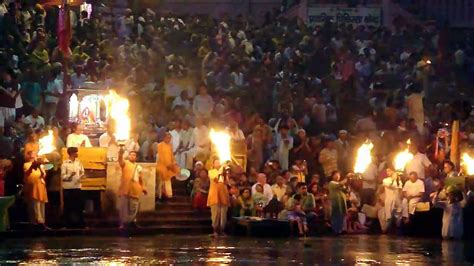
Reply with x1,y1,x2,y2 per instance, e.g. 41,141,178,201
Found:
238,188,254,217
287,194,308,236
252,184,267,217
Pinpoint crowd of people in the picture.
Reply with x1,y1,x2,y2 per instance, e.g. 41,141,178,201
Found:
1,0,474,238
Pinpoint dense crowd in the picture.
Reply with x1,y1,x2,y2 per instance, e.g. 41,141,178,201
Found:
1,0,474,238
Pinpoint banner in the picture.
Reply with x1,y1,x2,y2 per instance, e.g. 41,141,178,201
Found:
308,7,381,27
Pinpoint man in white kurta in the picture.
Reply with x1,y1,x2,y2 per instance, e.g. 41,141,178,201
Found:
99,127,119,161
380,169,403,232
66,124,92,148
176,121,194,168
402,172,425,219
274,126,293,171
185,120,210,169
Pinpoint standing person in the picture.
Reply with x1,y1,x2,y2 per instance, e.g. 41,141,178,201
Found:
186,118,211,168
176,120,193,168
156,132,179,200
361,159,378,206
275,125,293,170
405,83,425,135
43,67,63,122
401,172,425,222
319,138,338,180
66,123,92,148
207,159,230,237
117,148,147,229
334,130,350,173
247,127,264,171
380,168,403,233
60,147,85,228
0,68,18,128
99,124,119,161
405,145,432,180
23,149,49,230
328,170,347,235
193,85,214,119
433,187,464,240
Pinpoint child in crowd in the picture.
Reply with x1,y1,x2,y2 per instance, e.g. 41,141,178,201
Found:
287,194,308,236
238,188,254,217
252,184,267,217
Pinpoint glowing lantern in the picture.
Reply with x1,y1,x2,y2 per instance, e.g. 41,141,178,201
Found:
210,129,231,164
462,153,474,175
354,141,374,173
394,139,413,172
105,90,130,144
38,130,55,156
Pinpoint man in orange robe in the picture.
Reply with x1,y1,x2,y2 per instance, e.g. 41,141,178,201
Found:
118,147,147,229
156,132,179,200
23,150,49,230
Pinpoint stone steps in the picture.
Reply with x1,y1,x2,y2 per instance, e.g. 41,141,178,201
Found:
87,217,211,227
2,225,212,237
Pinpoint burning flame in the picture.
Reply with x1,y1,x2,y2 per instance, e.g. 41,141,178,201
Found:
38,130,55,156
394,140,413,171
462,153,474,175
105,90,130,143
354,141,374,173
210,129,231,164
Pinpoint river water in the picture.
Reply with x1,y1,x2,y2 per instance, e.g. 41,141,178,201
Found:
0,235,472,265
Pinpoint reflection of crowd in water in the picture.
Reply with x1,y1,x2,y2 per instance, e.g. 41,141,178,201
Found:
0,0,474,239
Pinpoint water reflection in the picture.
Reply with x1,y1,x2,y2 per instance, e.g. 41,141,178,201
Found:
0,235,472,264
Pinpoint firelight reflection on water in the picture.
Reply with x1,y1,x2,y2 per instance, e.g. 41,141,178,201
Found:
0,235,472,265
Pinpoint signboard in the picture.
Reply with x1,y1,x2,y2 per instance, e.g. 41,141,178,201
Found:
308,7,381,27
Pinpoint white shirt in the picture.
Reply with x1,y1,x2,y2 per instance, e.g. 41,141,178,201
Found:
383,176,403,199
362,163,378,190
402,179,425,198
45,78,63,104
24,115,45,130
172,96,191,110
405,152,431,179
170,129,181,153
66,133,92,148
61,159,85,189
71,73,87,90
193,95,214,117
225,127,245,141
99,132,119,160
251,183,273,206
191,126,210,149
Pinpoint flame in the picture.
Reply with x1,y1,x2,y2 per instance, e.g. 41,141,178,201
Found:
210,129,231,164
394,140,413,171
354,141,374,173
462,153,474,175
38,130,55,156
105,90,130,143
